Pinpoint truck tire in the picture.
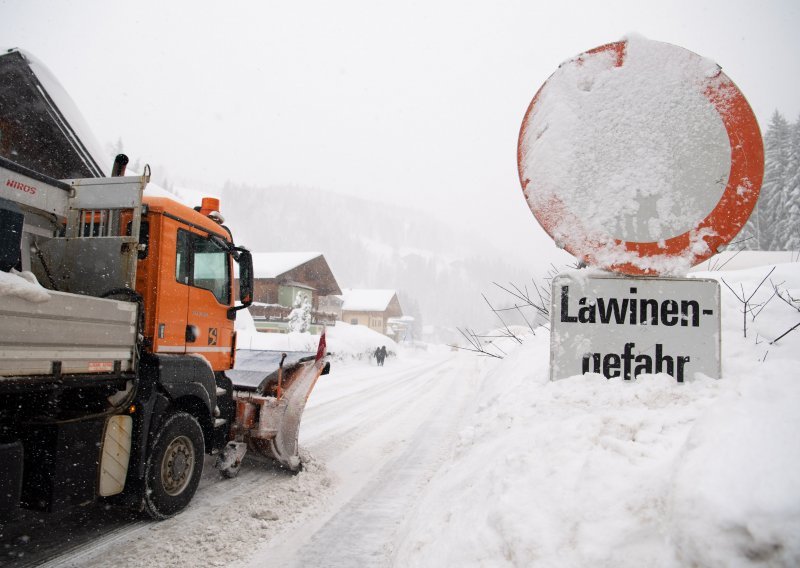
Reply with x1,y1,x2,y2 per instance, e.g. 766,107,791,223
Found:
143,412,205,520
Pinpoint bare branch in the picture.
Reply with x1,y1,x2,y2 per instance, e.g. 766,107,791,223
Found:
720,277,744,301
450,328,505,359
483,293,522,344
751,289,778,320
720,267,778,338
515,305,536,335
709,236,752,271
775,286,800,312
744,267,776,304
448,344,504,359
714,248,743,271
771,322,800,345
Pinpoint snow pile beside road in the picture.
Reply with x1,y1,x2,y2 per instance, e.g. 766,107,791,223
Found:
325,321,399,358
236,311,398,359
236,328,320,353
397,263,800,567
79,455,335,568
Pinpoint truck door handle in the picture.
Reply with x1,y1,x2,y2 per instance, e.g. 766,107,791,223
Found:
186,325,199,342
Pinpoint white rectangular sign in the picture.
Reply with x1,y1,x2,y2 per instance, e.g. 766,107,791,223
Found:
550,273,720,382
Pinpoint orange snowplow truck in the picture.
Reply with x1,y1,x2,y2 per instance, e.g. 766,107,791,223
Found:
0,49,328,520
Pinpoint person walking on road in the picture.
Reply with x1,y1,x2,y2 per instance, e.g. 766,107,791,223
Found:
374,346,387,366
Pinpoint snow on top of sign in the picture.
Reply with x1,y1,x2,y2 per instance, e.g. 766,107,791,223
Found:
520,35,734,275
0,269,50,302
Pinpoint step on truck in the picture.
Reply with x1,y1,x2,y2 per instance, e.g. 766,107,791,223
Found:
0,48,329,520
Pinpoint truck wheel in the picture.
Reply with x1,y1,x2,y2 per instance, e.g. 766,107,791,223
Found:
143,412,205,520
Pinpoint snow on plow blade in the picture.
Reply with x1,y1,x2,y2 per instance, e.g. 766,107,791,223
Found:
223,340,329,473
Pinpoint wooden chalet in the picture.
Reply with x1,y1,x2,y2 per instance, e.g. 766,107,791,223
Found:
340,289,404,336
241,252,341,333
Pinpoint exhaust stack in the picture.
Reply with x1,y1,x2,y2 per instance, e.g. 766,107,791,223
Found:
111,154,128,177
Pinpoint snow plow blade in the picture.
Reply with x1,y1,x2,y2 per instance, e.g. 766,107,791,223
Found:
222,337,329,473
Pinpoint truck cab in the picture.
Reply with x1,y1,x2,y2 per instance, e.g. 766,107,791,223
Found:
136,196,240,371
0,151,255,520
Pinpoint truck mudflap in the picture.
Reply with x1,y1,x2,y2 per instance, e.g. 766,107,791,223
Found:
219,336,329,474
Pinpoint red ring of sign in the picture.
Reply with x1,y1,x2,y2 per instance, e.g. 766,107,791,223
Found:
517,41,764,275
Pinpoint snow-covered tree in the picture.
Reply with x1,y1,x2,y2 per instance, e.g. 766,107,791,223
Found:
781,117,800,250
740,112,797,250
288,292,312,333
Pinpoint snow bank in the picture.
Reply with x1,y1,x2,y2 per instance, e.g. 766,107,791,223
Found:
0,269,50,302
671,374,800,566
397,263,800,567
325,321,399,358
79,454,335,568
691,250,800,272
235,310,398,359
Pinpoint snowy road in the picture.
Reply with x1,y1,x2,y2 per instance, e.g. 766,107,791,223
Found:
247,351,477,567
1,349,479,568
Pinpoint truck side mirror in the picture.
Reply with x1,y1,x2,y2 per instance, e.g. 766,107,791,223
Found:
227,248,254,320
238,249,253,307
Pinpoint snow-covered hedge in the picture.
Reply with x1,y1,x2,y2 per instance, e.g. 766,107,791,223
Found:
235,308,397,361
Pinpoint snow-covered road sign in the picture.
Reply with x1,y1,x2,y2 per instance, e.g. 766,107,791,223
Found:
550,273,720,382
518,37,764,275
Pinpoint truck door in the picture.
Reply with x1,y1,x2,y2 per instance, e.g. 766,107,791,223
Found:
183,230,234,371
150,219,191,355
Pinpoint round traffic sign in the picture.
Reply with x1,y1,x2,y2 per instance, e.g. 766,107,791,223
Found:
518,37,764,275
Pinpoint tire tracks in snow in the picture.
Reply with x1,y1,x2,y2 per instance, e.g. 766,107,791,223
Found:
245,354,478,567
301,358,454,461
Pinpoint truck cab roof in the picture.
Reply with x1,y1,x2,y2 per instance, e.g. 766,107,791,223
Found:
144,195,232,242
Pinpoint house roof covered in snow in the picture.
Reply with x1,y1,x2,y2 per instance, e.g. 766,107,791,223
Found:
250,252,323,279
341,289,399,312
241,252,341,298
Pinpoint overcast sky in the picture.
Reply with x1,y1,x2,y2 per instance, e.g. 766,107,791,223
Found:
1,0,798,266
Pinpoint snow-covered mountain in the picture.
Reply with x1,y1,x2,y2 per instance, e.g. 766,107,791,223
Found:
213,182,545,334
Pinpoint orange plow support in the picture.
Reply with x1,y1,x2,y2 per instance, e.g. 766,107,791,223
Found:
216,335,330,476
